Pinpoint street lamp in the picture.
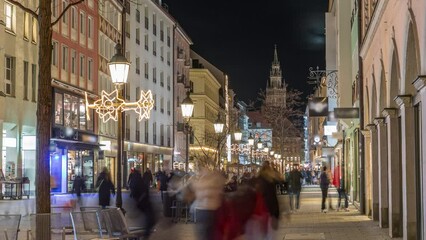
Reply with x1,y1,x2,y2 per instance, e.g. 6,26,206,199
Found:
213,115,224,170
108,43,130,85
85,43,154,212
213,115,224,134
233,131,242,142
248,133,254,146
257,138,263,149
181,91,194,173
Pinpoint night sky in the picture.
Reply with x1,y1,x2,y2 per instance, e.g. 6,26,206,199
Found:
162,0,328,103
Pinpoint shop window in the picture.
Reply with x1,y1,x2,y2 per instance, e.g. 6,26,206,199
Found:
55,92,64,125
79,98,86,130
64,93,79,128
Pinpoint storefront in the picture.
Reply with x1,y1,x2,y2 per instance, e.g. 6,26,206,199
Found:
50,87,100,193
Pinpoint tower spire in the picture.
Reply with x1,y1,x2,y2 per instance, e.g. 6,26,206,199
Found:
273,44,279,64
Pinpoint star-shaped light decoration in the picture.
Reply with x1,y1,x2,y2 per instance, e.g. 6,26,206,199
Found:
93,89,125,122
134,90,155,121
85,88,154,123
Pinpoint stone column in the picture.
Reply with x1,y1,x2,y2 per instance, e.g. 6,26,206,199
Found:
395,95,417,240
383,108,402,237
413,76,426,239
374,117,388,228
361,129,372,218
366,123,379,221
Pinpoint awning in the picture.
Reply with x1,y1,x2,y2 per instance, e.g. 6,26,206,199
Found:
51,138,104,150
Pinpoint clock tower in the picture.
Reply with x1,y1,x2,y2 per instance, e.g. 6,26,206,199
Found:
265,45,286,107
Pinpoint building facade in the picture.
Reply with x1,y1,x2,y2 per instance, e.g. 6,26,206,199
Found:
173,24,192,171
50,0,100,193
188,51,224,170
359,0,426,239
0,0,39,193
97,0,123,188
124,0,175,177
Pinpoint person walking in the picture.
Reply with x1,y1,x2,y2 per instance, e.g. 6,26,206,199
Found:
333,164,349,211
249,161,281,240
192,167,226,240
289,166,303,212
128,167,143,199
96,167,115,209
142,168,153,190
137,169,157,239
158,170,169,201
319,166,330,213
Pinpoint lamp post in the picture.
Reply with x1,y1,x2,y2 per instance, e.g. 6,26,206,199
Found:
233,131,242,177
213,115,224,169
108,43,128,211
86,43,154,212
181,91,194,173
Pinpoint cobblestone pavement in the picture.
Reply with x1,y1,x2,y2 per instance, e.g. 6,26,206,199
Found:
0,187,401,240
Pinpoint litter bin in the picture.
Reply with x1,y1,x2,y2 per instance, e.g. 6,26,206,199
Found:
163,191,176,217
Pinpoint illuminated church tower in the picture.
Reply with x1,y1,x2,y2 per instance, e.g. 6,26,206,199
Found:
265,45,286,107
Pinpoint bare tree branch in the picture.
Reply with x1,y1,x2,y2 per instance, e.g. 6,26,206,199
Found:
7,0,38,18
51,0,84,27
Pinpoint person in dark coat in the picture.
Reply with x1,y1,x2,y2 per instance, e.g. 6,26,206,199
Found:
289,167,303,211
96,167,115,209
142,168,153,190
256,161,281,238
137,170,157,239
320,166,330,213
72,175,85,197
158,170,169,201
128,167,143,199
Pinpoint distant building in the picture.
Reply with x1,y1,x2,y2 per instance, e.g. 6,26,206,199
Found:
264,45,286,107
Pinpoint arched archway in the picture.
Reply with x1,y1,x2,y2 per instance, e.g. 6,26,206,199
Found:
403,22,420,94
379,62,387,111
371,75,378,121
389,49,400,106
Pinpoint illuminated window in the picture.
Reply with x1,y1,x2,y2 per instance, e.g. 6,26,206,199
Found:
4,2,14,31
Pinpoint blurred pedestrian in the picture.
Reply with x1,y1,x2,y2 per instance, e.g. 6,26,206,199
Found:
142,168,153,189
137,172,157,239
72,175,85,197
333,164,349,211
128,167,143,199
192,167,226,240
319,166,330,213
289,167,303,212
96,167,115,209
158,170,169,201
246,161,281,240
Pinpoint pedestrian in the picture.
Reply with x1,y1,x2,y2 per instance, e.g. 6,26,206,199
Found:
289,166,303,212
137,172,157,239
142,168,153,190
128,167,143,199
192,167,226,240
319,166,330,213
158,170,169,201
333,164,349,211
72,175,85,197
96,167,115,209
246,161,281,240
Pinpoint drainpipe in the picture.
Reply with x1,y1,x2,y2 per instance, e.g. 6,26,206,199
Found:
357,0,366,215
